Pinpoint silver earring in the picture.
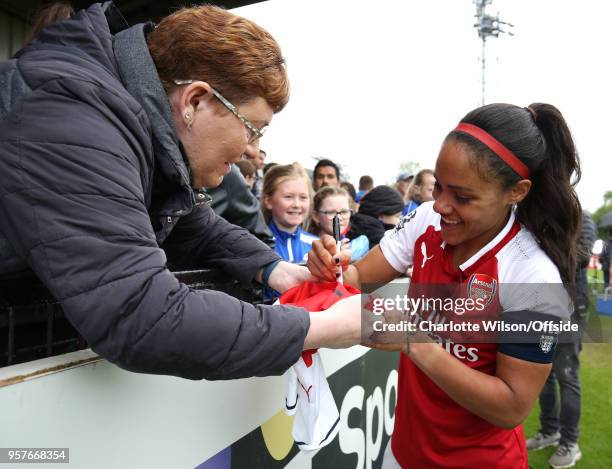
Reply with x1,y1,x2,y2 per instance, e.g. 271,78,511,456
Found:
185,112,192,130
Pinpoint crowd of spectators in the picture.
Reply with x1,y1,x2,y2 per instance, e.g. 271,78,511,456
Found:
207,154,435,282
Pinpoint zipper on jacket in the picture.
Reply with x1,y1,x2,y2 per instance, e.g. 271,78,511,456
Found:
195,191,212,206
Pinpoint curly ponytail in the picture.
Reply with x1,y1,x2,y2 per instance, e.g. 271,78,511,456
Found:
449,103,582,285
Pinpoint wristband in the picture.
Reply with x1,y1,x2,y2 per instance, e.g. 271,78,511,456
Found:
262,259,282,289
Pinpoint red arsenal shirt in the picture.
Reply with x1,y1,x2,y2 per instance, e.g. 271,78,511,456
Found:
378,202,570,469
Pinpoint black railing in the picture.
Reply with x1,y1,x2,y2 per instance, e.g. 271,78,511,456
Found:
0,270,262,368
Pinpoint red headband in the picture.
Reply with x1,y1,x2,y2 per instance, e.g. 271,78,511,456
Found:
454,123,531,179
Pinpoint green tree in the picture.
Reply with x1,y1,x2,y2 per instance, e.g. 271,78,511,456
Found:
592,190,612,238
389,161,422,185
398,160,421,177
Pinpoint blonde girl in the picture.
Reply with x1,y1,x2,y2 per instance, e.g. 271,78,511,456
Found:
262,163,317,264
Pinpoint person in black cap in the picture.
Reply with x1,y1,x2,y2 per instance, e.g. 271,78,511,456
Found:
346,185,404,247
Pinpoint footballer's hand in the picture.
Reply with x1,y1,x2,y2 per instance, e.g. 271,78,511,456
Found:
307,235,351,282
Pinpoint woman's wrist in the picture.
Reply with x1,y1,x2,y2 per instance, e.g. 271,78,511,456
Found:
261,259,281,288
303,295,362,350
268,261,313,293
343,264,360,288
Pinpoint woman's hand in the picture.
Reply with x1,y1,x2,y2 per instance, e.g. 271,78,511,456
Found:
307,234,352,282
267,261,316,293
361,302,430,354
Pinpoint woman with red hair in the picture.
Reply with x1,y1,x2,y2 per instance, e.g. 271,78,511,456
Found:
0,3,361,380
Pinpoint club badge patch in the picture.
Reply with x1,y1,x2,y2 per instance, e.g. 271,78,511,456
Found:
539,335,555,353
467,273,497,308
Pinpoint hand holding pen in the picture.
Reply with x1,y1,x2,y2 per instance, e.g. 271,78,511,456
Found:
333,214,344,284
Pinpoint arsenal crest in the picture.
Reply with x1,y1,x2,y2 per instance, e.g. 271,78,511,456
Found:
539,335,555,353
467,273,497,308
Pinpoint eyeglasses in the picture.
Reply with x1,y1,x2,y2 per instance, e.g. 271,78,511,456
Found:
173,79,267,144
317,209,352,220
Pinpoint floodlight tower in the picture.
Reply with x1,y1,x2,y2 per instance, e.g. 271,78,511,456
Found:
473,0,514,105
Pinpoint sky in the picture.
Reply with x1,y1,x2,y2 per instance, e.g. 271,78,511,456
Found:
234,0,612,212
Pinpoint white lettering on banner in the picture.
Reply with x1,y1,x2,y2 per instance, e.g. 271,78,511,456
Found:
384,370,397,435
339,370,398,468
365,387,384,469
339,386,365,469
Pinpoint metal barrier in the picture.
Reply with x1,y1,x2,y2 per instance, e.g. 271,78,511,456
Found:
0,270,262,368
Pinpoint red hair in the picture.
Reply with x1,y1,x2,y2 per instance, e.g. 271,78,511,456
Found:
147,5,289,112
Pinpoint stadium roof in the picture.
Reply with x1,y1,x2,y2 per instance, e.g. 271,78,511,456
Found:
1,0,263,23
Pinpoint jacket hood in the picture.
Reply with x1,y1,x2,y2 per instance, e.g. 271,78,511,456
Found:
113,22,193,195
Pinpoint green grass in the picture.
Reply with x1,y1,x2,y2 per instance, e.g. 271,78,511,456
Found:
587,268,605,294
524,310,612,468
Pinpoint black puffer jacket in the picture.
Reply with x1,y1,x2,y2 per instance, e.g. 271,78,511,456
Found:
0,2,309,379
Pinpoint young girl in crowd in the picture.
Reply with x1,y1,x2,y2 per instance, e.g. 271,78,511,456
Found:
262,163,318,264
308,186,369,262
307,102,581,468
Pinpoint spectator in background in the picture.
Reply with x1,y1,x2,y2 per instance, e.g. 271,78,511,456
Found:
208,147,275,248
235,160,256,190
402,169,436,216
263,162,279,176
313,158,340,190
356,175,374,203
248,149,266,198
262,163,317,264
395,171,414,204
340,180,359,213
610,257,612,289
347,185,404,247
526,210,596,468
601,228,612,287
308,186,369,262
575,211,597,311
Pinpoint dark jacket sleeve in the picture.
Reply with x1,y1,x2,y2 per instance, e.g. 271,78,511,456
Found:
207,165,275,248
162,202,279,287
0,77,308,379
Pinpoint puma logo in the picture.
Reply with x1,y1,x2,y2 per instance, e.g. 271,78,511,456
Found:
421,242,434,268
